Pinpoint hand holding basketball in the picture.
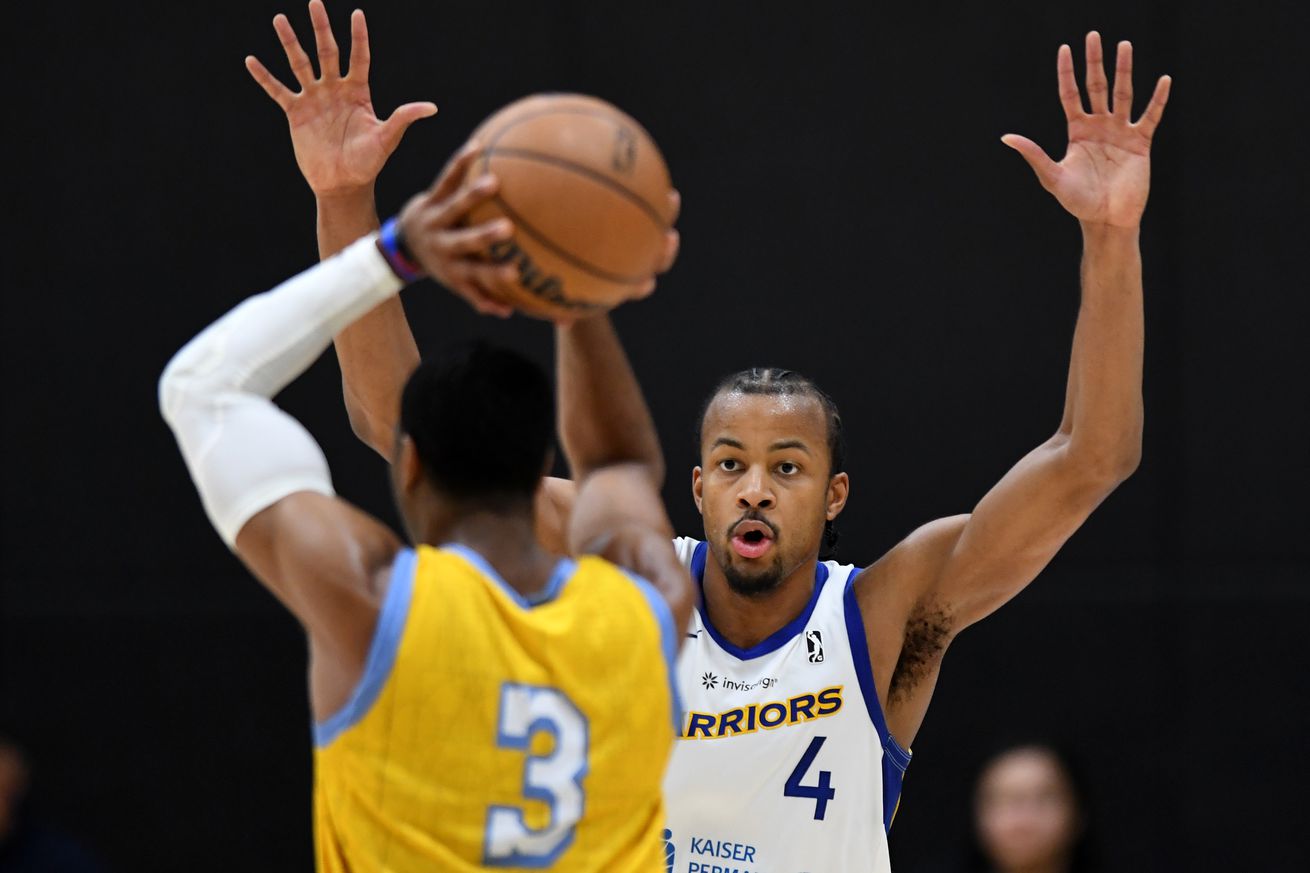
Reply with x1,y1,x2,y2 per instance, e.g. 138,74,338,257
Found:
459,94,680,320
397,146,522,318
1001,32,1171,229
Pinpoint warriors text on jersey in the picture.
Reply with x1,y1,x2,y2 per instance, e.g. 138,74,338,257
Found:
663,538,911,873
313,544,679,872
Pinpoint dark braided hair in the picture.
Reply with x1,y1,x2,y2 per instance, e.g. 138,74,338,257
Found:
696,368,846,558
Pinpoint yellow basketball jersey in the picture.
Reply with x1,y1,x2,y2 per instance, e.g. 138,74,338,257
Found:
313,544,678,872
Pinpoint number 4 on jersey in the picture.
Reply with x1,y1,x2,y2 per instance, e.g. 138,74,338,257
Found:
784,735,835,820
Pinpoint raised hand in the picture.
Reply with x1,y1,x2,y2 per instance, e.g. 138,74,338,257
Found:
246,1,437,196
1002,32,1171,229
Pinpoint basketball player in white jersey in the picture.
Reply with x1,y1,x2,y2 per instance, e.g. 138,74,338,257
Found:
246,5,1169,870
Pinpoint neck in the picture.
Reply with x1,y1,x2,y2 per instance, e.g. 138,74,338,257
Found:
701,552,820,649
424,509,557,598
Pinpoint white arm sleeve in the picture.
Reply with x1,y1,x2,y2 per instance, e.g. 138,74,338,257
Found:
159,234,404,547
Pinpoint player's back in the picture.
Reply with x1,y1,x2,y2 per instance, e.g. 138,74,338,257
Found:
313,544,678,872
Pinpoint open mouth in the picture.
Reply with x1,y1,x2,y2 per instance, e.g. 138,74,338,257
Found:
731,520,775,559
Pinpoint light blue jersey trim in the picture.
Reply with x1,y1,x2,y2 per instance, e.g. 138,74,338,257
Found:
313,548,417,748
442,543,575,609
622,569,684,736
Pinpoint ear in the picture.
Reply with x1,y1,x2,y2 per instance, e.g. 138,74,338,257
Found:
825,472,849,521
396,435,424,493
691,466,704,513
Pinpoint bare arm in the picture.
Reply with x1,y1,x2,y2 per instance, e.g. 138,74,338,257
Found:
558,316,693,635
557,316,665,484
857,33,1171,743
247,1,516,455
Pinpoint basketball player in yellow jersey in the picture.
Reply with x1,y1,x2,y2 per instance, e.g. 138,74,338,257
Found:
160,171,690,869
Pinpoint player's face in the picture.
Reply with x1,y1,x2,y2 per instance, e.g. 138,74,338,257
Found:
693,392,847,597
975,749,1081,870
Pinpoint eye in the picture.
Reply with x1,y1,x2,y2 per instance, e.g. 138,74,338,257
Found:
718,459,740,472
777,461,799,475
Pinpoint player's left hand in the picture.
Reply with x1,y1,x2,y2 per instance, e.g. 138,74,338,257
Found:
1002,32,1171,229
245,0,436,197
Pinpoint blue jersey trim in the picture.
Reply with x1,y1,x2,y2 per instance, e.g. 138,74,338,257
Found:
622,568,684,736
313,548,418,748
842,568,912,832
690,540,829,661
443,543,575,609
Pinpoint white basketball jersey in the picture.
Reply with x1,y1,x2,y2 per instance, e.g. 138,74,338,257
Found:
662,538,911,873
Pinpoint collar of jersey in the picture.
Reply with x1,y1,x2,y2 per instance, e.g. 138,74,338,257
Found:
690,540,830,660
441,543,576,609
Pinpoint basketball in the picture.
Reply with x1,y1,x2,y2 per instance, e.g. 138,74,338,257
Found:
463,93,675,320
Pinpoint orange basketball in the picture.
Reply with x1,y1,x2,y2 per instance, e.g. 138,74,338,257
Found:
464,94,675,319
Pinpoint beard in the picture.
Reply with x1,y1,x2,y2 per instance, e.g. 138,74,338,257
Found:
720,551,787,597
715,510,787,597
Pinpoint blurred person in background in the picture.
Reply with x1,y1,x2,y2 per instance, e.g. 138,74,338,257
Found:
0,735,104,873
967,742,1095,873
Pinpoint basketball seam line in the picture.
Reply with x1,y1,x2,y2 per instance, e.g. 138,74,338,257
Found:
491,194,653,286
484,147,669,231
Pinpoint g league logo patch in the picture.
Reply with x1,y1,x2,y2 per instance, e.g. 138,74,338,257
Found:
806,629,824,663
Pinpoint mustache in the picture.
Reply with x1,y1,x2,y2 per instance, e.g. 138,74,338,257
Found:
726,510,779,540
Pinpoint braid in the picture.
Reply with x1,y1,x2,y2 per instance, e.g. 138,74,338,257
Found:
696,368,846,559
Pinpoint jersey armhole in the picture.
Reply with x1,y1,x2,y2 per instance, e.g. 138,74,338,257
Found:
622,568,685,737
313,548,417,748
842,568,913,832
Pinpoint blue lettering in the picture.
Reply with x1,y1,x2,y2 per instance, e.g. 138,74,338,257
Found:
816,685,843,715
759,702,787,728
687,713,717,739
717,708,745,736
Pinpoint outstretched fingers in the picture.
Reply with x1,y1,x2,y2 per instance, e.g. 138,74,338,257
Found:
1134,75,1172,139
1112,40,1133,118
1001,134,1061,191
380,102,439,152
1084,31,1109,114
273,13,315,87
1056,44,1083,121
307,0,340,80
348,8,370,81
245,55,295,111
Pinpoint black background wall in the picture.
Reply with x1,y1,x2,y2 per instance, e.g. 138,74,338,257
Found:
4,0,1307,870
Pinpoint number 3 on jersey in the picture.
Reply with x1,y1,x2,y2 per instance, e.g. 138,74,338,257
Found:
484,684,589,866
784,735,835,820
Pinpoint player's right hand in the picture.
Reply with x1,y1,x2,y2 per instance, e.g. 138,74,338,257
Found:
245,1,437,197
396,145,520,318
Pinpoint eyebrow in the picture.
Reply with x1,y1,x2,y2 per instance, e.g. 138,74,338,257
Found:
710,437,812,455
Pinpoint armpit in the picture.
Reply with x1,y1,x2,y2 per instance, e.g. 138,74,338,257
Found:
889,603,952,703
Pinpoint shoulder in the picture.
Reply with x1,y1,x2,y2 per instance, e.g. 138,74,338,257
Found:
672,535,703,567
851,514,970,616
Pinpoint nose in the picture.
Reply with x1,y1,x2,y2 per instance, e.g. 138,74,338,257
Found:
736,468,775,511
